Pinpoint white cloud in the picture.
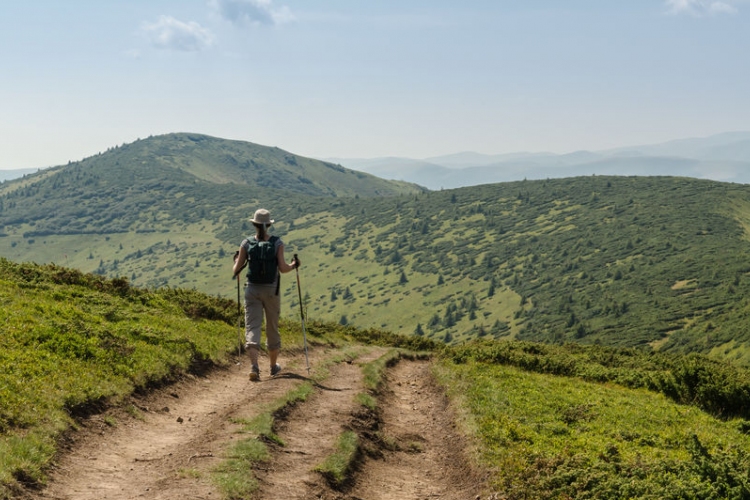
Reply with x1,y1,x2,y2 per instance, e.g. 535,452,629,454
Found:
141,16,214,52
709,1,739,13
210,0,293,26
665,0,740,15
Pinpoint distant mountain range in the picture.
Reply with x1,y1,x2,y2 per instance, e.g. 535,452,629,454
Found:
325,131,750,190
4,132,749,189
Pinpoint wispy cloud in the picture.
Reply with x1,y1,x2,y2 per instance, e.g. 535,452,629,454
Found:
709,1,739,13
141,16,214,52
210,0,293,26
665,0,740,16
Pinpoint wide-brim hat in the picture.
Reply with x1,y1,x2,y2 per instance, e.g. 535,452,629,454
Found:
250,208,274,225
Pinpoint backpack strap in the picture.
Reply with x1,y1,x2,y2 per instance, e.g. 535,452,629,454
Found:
243,236,257,279
269,236,281,295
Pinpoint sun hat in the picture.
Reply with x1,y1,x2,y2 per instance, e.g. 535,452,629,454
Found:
250,208,274,225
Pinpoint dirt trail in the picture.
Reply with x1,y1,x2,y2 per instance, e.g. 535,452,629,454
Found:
26,348,329,500
24,348,488,500
345,360,484,500
251,348,385,500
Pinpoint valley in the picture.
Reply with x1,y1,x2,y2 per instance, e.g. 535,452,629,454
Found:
3,142,750,363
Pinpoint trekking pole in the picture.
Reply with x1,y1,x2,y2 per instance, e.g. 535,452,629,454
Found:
233,253,247,365
236,273,242,364
293,254,311,375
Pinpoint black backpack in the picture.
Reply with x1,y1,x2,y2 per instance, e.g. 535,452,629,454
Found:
246,236,279,284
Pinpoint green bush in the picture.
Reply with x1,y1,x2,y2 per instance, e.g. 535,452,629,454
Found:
444,340,750,420
438,359,750,499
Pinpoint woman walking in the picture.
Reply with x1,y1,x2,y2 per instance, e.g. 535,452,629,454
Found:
233,208,299,381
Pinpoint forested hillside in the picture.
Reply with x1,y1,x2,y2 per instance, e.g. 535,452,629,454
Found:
297,176,750,363
2,135,750,363
0,133,422,237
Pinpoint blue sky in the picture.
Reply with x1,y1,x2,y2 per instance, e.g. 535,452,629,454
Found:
1,0,748,169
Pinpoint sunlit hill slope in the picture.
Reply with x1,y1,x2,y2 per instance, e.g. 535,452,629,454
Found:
2,135,750,364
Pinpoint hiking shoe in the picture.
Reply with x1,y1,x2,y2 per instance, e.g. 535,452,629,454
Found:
249,365,260,381
271,364,282,376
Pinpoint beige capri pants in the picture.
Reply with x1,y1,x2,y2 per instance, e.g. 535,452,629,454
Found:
244,282,281,351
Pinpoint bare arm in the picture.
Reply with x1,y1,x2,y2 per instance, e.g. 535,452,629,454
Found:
276,243,298,274
232,245,248,278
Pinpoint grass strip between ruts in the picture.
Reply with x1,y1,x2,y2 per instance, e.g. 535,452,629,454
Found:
211,346,373,499
313,348,426,488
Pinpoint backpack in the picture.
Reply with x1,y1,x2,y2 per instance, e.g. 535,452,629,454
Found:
246,236,279,284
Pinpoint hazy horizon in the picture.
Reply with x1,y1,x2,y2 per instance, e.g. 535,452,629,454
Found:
2,129,749,174
2,1,748,169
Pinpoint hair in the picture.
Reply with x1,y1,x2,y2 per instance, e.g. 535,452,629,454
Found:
253,222,269,241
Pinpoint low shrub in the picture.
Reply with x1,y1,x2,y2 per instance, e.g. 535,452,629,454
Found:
444,340,750,420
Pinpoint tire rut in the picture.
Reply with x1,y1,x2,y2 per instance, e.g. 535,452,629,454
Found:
25,349,328,500
23,349,488,500
250,348,386,500
344,359,485,500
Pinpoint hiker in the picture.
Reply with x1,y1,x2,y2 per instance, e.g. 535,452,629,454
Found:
232,208,299,381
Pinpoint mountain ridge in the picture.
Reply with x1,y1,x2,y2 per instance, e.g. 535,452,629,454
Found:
329,131,750,189
5,130,750,187
3,135,750,365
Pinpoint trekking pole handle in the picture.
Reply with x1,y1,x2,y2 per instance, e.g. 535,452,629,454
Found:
293,253,299,268
231,254,248,280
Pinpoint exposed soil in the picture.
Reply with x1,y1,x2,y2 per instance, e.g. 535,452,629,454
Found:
22,346,490,500
343,360,486,500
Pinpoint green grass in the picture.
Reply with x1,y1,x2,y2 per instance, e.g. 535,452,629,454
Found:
444,340,750,420
0,259,315,497
212,438,269,500
361,349,402,392
313,431,359,487
355,392,377,411
436,358,750,499
12,168,750,366
0,431,56,498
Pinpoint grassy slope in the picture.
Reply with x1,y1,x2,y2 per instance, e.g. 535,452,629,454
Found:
267,176,750,363
438,360,750,499
6,171,750,363
3,262,750,498
0,259,242,495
